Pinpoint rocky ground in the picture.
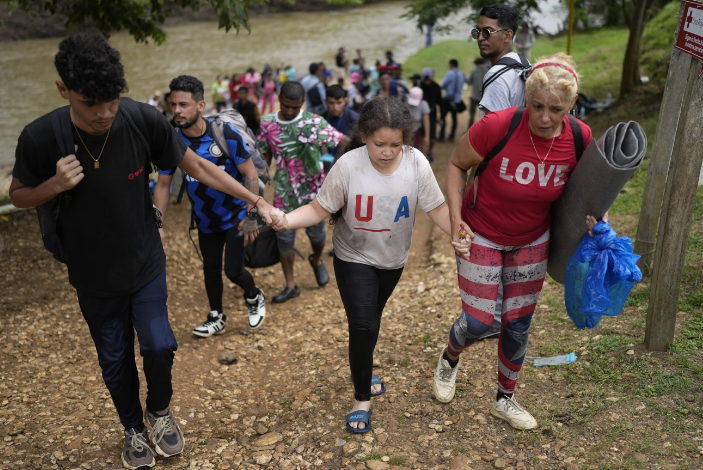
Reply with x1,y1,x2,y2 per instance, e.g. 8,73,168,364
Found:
1,109,702,470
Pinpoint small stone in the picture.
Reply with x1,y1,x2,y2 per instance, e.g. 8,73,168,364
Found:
367,460,390,470
252,432,282,447
417,282,426,293
239,328,251,336
377,433,388,444
444,420,453,426
632,452,646,461
255,423,268,435
494,457,506,468
218,352,239,365
336,439,347,447
685,394,695,402
381,456,390,462
257,345,264,350
449,454,472,470
482,454,495,461
564,464,579,470
626,349,634,355
343,440,360,455
252,451,272,464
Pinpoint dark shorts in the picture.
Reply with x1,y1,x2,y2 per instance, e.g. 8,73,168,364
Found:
275,219,327,253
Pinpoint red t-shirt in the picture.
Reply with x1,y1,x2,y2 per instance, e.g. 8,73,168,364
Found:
462,107,593,246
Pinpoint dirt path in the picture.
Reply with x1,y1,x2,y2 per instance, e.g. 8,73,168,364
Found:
1,108,701,470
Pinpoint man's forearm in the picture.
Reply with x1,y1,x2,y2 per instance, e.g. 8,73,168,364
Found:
242,171,260,211
9,177,59,209
179,151,258,205
153,181,171,221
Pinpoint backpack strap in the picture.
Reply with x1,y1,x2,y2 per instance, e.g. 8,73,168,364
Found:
470,107,525,209
475,107,525,176
210,120,233,160
481,55,531,94
176,171,188,204
118,98,152,166
50,106,74,159
567,113,584,161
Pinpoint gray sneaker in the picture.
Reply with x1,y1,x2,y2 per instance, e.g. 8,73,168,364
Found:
145,407,184,458
122,428,155,469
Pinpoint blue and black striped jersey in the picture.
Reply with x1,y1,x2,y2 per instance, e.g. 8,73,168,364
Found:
159,119,250,233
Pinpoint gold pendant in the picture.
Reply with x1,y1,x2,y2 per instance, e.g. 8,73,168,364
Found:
94,161,99,169
539,163,545,169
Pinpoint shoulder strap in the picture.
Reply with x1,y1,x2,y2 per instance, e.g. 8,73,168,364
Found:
343,107,352,126
210,120,233,160
118,98,152,165
50,106,74,158
475,107,525,176
482,55,531,94
567,113,584,161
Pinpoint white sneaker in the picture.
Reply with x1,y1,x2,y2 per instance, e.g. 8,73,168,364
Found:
433,347,459,403
245,289,266,329
192,311,226,337
491,395,538,430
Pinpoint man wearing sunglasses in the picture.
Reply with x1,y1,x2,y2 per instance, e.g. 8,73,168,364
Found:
469,4,530,341
473,4,530,118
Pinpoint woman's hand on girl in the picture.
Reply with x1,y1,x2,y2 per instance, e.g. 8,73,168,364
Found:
586,211,609,237
452,221,474,257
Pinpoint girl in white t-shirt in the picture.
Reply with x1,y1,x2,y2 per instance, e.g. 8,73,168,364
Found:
273,96,470,433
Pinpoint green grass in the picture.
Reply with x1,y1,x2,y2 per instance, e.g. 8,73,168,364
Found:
389,456,407,465
404,28,629,100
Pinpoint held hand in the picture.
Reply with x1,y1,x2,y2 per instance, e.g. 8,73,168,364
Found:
272,213,289,232
587,212,609,237
451,220,474,257
53,147,84,193
239,217,259,246
257,199,278,226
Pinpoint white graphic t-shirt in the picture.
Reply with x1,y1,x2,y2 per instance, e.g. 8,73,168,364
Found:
316,146,445,269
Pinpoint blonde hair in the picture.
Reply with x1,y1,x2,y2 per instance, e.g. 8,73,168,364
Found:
525,52,580,103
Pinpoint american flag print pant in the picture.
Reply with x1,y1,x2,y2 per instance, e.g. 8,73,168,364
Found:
448,229,549,393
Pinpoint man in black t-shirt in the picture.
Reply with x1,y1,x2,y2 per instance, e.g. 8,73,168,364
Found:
234,86,260,135
420,68,444,162
9,33,280,470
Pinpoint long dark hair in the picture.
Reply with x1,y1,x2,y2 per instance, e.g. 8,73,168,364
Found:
330,96,415,224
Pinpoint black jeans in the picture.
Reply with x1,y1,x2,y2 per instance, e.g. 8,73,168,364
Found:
334,256,404,401
198,223,258,312
440,98,458,140
77,270,176,430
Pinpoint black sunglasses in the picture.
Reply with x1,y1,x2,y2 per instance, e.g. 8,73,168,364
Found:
471,27,509,40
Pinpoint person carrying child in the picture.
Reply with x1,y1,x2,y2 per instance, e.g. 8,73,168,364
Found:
272,96,470,433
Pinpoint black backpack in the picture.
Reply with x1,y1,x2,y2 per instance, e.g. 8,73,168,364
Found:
307,79,324,107
38,98,152,263
468,107,584,208
481,54,532,95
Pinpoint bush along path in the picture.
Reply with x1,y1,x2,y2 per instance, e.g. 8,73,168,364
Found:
0,105,702,470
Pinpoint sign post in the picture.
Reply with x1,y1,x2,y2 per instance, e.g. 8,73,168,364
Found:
645,0,703,351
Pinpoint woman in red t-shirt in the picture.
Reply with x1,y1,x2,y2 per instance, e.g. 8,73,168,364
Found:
432,53,607,430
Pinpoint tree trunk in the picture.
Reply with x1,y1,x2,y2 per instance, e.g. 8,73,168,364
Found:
619,0,654,97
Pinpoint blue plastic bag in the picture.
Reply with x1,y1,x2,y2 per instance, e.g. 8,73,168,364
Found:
564,221,643,329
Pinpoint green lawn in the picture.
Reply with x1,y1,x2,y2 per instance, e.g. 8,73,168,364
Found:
404,28,629,100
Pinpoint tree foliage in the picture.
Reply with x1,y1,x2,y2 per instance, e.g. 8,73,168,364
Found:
403,0,539,33
2,0,365,43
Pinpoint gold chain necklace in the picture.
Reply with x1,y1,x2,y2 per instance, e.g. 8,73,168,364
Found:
528,126,558,169
71,113,111,169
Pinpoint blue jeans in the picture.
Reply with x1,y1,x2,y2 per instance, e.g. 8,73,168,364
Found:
77,270,177,430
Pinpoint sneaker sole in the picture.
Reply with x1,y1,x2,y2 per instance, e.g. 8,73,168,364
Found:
152,441,184,458
489,408,538,430
249,316,265,330
191,328,226,338
432,379,455,404
121,454,155,470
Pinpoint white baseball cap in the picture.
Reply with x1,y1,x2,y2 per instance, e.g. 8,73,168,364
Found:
407,87,424,106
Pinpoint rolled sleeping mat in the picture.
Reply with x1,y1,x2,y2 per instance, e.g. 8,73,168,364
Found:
547,121,647,283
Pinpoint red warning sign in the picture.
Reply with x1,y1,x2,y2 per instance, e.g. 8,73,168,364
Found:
675,0,703,77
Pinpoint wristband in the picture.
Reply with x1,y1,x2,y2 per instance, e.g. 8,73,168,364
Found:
249,196,262,215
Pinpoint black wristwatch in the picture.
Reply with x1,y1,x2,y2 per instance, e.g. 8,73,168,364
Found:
247,210,258,220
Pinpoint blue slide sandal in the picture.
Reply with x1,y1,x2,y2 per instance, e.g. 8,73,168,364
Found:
346,409,372,434
370,374,386,397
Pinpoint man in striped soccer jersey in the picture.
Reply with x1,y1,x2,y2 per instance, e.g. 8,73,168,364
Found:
154,75,267,335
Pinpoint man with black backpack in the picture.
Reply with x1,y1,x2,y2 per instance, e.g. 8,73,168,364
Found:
475,4,531,116
9,34,280,470
153,75,267,337
300,62,327,114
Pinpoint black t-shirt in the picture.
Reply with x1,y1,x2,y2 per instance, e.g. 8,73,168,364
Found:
13,99,187,296
336,53,346,68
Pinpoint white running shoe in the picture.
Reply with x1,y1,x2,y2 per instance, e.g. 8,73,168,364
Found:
245,289,266,329
192,311,226,337
433,347,459,403
491,395,538,430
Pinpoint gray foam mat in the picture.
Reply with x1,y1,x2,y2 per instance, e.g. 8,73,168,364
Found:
547,121,646,283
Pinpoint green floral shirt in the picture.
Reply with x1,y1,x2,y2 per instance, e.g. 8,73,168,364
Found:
258,110,343,212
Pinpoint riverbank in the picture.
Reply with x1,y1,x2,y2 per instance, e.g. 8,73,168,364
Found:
0,0,387,42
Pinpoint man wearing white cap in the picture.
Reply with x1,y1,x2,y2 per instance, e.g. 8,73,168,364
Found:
420,68,443,162
406,86,431,156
